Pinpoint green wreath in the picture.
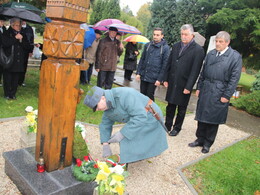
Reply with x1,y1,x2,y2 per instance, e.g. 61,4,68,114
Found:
73,161,99,182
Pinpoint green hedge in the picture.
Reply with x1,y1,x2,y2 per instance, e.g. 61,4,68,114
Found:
233,90,260,117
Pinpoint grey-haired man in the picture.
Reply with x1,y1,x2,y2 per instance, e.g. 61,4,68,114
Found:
163,24,205,136
189,31,242,153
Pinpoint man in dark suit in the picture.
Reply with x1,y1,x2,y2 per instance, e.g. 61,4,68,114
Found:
19,20,34,87
0,18,7,87
163,24,205,136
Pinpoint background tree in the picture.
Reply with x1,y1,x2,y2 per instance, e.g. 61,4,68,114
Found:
147,0,177,46
122,5,134,16
89,0,120,24
120,11,144,35
89,0,106,24
148,0,205,46
136,3,151,36
174,0,206,43
199,0,260,69
102,0,121,20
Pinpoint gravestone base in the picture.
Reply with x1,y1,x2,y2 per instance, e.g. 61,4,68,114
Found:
3,147,96,195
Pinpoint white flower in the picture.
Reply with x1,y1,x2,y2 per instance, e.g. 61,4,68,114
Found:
113,165,124,175
33,109,38,115
25,106,34,112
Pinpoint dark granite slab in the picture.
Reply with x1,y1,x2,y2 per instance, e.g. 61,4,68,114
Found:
3,147,96,195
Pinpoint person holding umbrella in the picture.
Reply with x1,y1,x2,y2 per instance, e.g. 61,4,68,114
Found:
2,18,30,100
123,42,139,81
83,86,168,164
95,27,124,89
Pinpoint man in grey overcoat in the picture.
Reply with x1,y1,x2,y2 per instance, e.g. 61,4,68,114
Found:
163,24,205,136
84,86,168,164
189,31,242,153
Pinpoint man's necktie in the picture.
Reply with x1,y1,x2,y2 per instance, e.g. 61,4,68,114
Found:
217,52,221,57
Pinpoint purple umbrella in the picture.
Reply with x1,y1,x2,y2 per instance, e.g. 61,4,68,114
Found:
107,23,141,35
92,18,124,31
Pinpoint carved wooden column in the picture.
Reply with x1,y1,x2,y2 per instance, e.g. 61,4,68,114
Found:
35,0,90,172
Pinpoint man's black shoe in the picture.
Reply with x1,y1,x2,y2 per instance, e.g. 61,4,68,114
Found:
188,141,202,147
169,130,179,136
201,146,210,153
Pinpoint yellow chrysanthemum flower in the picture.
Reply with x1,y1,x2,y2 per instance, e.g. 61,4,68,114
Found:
112,174,124,182
95,172,107,182
115,185,124,195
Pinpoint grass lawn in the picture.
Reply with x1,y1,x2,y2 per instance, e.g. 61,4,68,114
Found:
0,67,166,124
238,72,256,92
183,136,260,194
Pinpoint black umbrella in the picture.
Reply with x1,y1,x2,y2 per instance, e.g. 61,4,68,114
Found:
0,7,44,24
2,2,42,15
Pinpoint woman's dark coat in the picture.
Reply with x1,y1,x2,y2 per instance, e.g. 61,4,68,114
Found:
123,42,138,71
2,27,30,72
137,40,170,83
164,41,205,106
195,47,242,124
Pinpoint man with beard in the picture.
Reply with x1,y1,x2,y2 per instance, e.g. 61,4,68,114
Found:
136,28,170,101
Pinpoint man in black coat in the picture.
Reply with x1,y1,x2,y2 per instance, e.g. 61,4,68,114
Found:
163,24,205,136
19,21,34,87
136,27,170,101
189,31,242,153
0,18,7,87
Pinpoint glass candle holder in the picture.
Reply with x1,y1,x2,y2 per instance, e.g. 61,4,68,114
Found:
37,157,45,173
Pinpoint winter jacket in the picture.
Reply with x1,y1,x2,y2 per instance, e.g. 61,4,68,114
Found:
195,47,242,124
95,36,123,71
85,38,100,64
21,24,34,53
2,27,30,72
99,87,168,163
164,41,205,106
137,40,170,83
123,42,138,71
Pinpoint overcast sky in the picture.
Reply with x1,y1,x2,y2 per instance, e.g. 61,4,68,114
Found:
120,0,153,16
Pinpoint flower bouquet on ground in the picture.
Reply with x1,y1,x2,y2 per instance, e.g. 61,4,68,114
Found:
25,106,38,133
95,159,128,195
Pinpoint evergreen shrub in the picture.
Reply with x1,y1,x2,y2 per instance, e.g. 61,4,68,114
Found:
251,71,260,91
233,90,260,117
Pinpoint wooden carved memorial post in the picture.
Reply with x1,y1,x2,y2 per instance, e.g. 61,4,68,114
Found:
35,0,90,172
